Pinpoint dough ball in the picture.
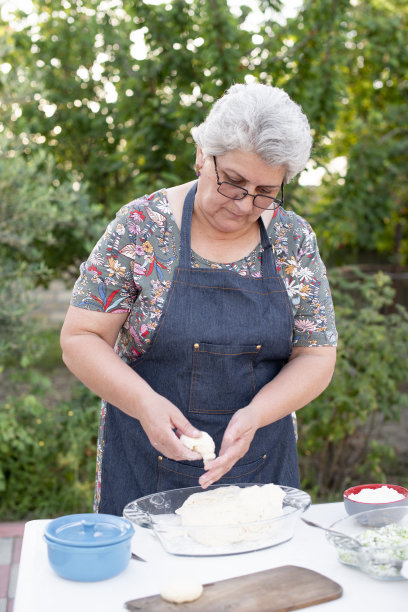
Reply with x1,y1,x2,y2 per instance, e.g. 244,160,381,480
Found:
175,484,286,546
180,431,216,465
160,578,203,603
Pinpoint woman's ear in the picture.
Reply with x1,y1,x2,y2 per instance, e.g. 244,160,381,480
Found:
195,147,204,175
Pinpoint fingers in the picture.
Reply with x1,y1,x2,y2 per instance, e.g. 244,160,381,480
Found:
173,418,201,438
199,409,257,488
138,399,201,461
170,415,202,459
198,454,232,489
153,429,202,462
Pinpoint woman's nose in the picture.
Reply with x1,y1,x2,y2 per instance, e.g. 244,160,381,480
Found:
235,193,254,212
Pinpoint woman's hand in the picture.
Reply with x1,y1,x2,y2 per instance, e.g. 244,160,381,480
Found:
198,345,336,488
137,392,202,462
198,407,259,488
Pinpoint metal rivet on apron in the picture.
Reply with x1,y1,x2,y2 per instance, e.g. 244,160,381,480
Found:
158,456,163,462
256,344,262,350
263,454,267,460
194,343,199,350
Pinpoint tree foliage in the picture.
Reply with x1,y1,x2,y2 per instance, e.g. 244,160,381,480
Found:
1,0,407,264
0,132,100,368
1,0,254,213
0,382,99,519
298,270,408,498
260,0,408,264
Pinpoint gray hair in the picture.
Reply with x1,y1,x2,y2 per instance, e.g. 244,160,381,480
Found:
191,82,312,182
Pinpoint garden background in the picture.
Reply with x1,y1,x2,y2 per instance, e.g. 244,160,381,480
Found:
0,0,407,520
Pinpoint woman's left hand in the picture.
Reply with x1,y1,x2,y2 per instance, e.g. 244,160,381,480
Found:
198,346,337,489
198,407,259,488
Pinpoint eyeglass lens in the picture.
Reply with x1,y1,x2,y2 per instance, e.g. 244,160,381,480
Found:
213,156,283,210
217,183,280,210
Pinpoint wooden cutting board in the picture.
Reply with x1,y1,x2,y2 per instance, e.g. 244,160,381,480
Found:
125,565,342,611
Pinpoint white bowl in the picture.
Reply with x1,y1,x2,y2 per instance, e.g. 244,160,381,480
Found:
343,483,408,518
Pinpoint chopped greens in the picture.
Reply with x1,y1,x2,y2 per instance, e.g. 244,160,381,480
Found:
358,523,408,549
337,522,408,579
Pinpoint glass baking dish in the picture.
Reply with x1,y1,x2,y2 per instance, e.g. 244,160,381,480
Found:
123,483,311,556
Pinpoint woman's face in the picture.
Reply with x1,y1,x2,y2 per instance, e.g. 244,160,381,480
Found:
194,148,286,236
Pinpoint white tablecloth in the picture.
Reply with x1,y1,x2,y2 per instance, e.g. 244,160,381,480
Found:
14,502,407,612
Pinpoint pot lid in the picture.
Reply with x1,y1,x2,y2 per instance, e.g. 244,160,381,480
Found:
44,513,134,548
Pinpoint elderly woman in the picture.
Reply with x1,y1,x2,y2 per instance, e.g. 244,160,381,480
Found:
61,83,337,516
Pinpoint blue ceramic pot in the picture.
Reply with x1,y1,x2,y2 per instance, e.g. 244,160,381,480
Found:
44,513,134,582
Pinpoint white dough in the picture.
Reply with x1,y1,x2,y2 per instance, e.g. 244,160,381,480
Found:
160,578,203,603
175,484,286,546
180,431,216,466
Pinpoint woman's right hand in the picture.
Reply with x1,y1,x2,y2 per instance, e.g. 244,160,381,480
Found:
137,391,202,461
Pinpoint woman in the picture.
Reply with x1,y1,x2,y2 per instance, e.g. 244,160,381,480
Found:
61,83,337,516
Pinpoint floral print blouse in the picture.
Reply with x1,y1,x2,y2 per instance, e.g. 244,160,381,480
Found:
71,187,338,355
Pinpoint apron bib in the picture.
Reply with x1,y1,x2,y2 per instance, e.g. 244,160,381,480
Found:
99,183,299,515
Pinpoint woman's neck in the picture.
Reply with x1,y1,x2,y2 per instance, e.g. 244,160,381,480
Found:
190,208,261,263
166,181,272,264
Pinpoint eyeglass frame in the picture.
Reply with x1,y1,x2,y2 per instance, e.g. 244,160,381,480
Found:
212,156,284,211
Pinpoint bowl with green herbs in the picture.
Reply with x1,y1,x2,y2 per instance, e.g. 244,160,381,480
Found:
326,505,408,580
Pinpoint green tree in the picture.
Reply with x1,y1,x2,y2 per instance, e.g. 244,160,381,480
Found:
3,0,406,265
0,136,100,361
315,0,408,267
259,0,408,265
1,0,253,216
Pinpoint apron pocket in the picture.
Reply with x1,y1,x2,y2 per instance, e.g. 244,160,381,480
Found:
217,453,267,484
189,342,261,414
157,453,267,492
157,456,205,492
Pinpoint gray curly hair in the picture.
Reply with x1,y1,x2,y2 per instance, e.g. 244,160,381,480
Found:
191,82,312,183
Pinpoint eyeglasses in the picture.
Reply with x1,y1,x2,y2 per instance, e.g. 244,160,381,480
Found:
213,156,284,211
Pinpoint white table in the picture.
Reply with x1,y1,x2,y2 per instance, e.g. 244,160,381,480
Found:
14,503,407,612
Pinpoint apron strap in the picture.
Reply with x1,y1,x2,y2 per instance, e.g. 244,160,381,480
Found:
179,182,197,266
179,181,278,275
258,217,277,276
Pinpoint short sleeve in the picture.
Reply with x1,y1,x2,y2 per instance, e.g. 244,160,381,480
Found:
70,202,142,313
292,222,337,346
273,211,338,347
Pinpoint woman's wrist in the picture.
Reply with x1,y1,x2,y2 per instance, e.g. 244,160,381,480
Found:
244,404,263,441
131,384,159,418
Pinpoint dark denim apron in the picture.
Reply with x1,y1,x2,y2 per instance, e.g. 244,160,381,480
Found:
99,183,299,515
